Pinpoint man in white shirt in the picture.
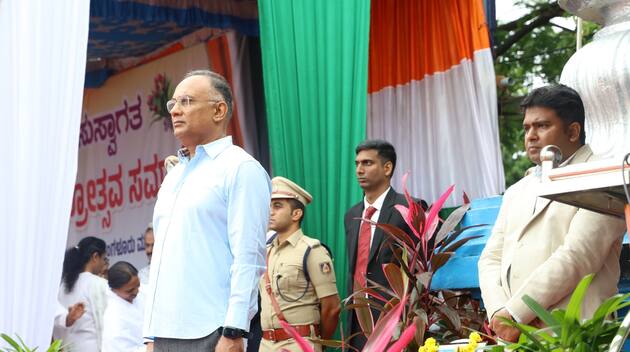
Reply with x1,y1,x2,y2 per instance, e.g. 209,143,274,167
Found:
144,70,271,352
137,224,154,285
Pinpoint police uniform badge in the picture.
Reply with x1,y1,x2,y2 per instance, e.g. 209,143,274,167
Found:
320,262,332,274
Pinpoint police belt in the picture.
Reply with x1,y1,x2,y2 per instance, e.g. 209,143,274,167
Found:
264,246,321,342
262,324,320,342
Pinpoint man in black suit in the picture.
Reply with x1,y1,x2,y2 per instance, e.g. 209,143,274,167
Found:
344,139,425,350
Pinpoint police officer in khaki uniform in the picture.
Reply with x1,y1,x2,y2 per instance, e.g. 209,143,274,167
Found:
259,177,341,352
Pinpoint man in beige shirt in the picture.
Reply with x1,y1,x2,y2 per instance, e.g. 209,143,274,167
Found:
259,177,341,352
478,84,626,342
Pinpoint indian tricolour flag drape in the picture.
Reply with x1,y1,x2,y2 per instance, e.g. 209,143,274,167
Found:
258,0,503,303
368,0,505,205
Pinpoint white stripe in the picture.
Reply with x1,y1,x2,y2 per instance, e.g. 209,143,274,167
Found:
367,48,505,206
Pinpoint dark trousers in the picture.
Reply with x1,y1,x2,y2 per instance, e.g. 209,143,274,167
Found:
247,307,262,352
155,329,221,352
349,319,367,351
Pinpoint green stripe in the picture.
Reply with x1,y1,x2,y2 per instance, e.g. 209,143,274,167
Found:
258,0,371,317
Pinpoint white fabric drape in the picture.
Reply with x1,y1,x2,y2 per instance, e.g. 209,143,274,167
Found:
367,50,505,206
0,0,90,348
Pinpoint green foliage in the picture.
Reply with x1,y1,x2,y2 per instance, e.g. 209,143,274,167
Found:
0,334,63,352
498,114,532,187
494,1,599,95
494,0,600,187
488,274,630,351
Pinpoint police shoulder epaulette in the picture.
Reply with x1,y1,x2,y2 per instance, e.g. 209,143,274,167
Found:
302,236,333,284
301,236,321,248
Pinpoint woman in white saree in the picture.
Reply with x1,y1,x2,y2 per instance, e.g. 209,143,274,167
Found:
102,261,146,352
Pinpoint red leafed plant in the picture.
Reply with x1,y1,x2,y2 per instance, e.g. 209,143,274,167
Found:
340,173,487,351
276,174,487,352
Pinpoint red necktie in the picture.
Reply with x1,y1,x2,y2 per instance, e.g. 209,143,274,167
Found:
354,206,377,289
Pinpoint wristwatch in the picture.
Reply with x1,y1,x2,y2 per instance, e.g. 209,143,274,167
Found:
221,326,249,339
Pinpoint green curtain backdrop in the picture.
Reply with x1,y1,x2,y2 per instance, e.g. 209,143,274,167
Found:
258,0,371,306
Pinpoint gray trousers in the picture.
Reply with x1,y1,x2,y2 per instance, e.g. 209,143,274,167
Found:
154,329,221,352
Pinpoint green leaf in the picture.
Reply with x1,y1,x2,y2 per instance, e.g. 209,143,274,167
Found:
16,335,30,352
46,340,62,352
551,309,565,323
591,293,630,323
521,295,561,336
1,333,22,351
585,297,624,337
515,323,557,345
573,342,589,352
499,318,549,351
562,274,594,345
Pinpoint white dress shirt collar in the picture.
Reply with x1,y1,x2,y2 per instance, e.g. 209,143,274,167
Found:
177,135,233,162
363,186,391,212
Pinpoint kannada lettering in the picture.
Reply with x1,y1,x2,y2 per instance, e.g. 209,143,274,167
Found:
71,154,166,230
79,95,144,156
106,233,148,258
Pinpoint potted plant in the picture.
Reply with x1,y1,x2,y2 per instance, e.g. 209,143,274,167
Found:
490,273,630,351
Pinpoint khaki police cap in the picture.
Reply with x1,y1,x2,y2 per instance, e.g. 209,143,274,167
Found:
271,176,312,206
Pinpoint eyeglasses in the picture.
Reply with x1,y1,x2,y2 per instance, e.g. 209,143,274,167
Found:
166,96,221,113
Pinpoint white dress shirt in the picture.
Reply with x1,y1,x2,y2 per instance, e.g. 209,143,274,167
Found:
363,187,391,247
144,136,271,339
